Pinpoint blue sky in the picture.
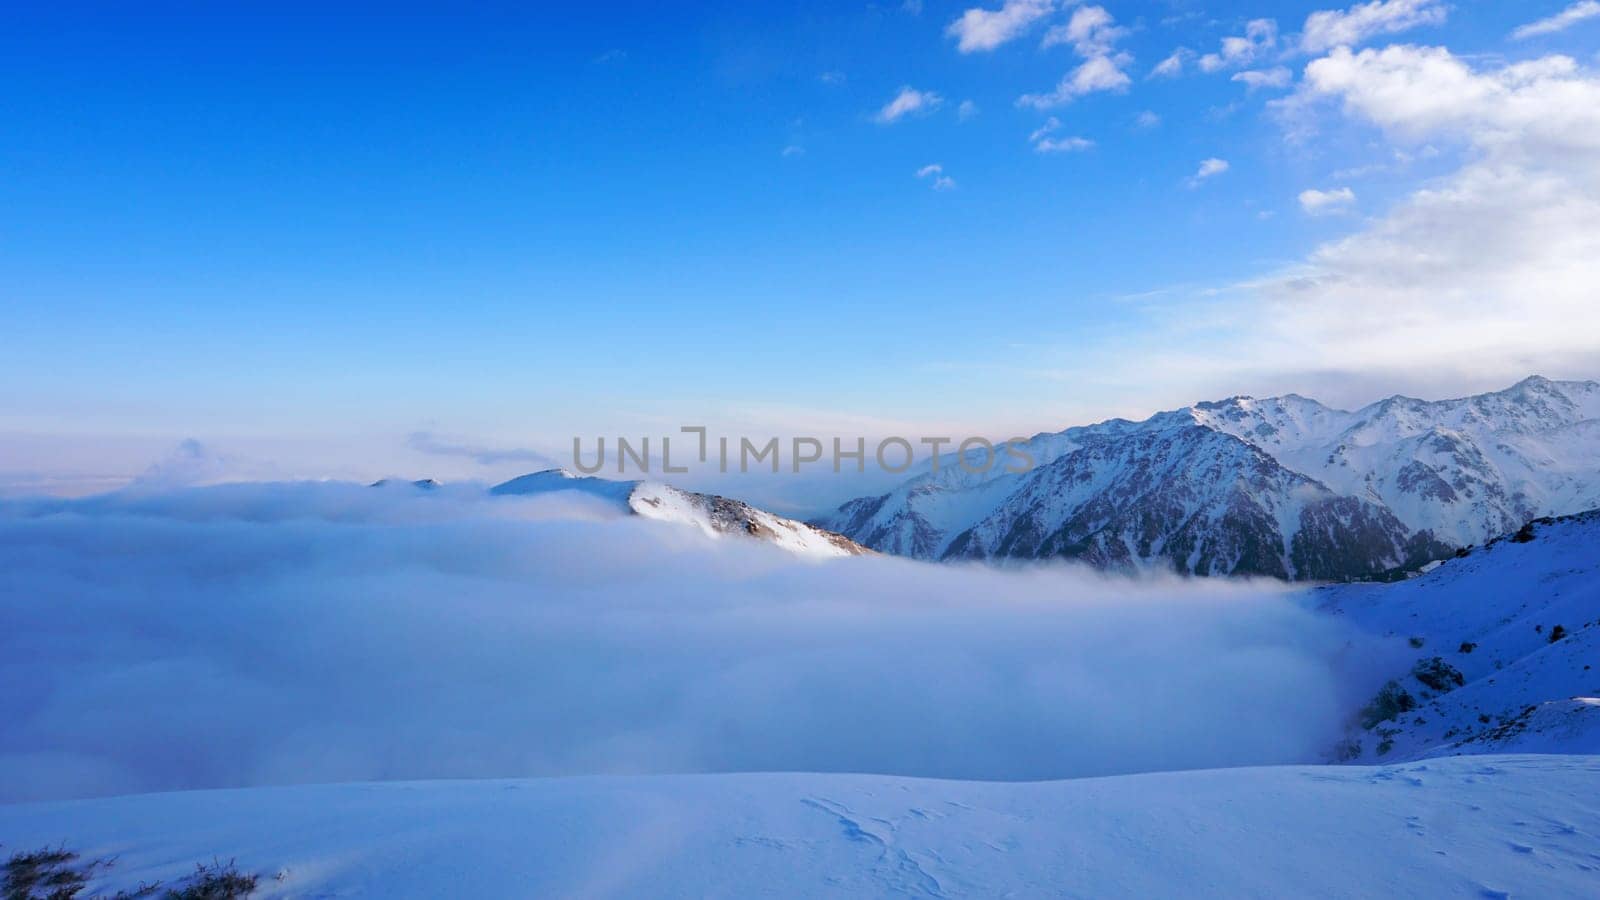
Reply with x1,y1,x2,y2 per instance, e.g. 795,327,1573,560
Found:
4,1,1599,497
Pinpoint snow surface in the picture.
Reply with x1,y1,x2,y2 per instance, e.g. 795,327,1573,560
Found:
2,755,1597,898
491,468,864,558
1316,509,1600,763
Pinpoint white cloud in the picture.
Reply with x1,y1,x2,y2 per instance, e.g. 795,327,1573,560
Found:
1298,186,1357,214
1328,146,1435,180
1512,1,1600,40
1018,54,1132,108
1019,5,1131,109
1291,45,1600,154
1192,44,1600,391
1300,1,1448,53
1135,110,1162,129
1042,5,1127,56
819,70,846,86
1004,49,1596,410
1036,135,1096,152
958,99,981,120
782,145,805,158
876,86,944,123
1151,48,1190,78
1199,19,1278,73
1188,157,1230,187
1233,67,1294,91
1027,114,1092,153
916,164,957,190
946,0,1057,53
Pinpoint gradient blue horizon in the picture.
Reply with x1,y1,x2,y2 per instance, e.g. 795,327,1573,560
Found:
1,1,1587,493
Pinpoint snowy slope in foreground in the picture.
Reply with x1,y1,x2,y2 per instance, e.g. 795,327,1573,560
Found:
2,755,1597,898
491,468,868,558
1318,510,1600,763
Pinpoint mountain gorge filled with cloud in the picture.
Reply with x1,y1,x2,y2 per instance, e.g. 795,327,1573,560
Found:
2,1,1599,896
0,484,1383,803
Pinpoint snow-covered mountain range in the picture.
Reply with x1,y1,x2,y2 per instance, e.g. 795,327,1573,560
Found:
492,468,869,558
819,376,1600,580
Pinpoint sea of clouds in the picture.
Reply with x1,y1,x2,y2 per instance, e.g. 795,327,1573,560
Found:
0,482,1401,802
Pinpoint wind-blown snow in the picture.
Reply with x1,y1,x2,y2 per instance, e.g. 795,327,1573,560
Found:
1,755,1595,898
0,481,1389,803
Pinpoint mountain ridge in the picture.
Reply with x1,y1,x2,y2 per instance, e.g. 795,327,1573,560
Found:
817,376,1600,580
493,468,870,558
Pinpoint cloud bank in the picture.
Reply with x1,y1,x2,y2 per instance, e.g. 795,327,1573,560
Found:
1250,45,1600,385
0,483,1393,802
1018,42,1600,411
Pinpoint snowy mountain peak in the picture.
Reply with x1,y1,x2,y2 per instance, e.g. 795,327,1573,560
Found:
492,471,868,558
492,467,579,487
820,377,1600,579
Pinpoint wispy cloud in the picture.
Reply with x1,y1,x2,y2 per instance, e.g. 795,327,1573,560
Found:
1199,19,1277,73
1511,1,1600,40
1300,1,1448,53
1036,136,1095,153
916,163,957,190
407,432,560,469
946,0,1057,53
1187,157,1230,187
1028,117,1093,152
876,86,944,123
1233,67,1293,92
1029,117,1062,143
1150,48,1190,78
1298,186,1357,215
1018,55,1131,108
